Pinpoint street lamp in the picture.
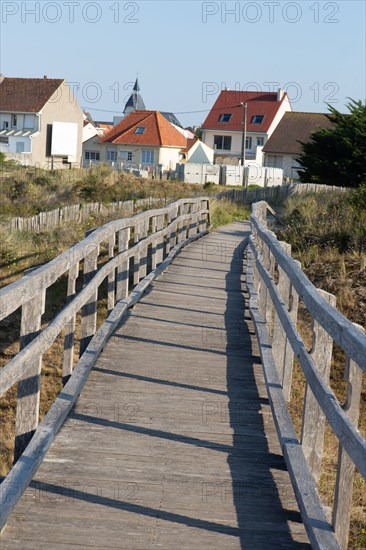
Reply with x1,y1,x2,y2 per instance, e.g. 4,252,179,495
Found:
240,102,247,186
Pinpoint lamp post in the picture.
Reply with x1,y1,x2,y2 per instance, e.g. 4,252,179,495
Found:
240,102,247,186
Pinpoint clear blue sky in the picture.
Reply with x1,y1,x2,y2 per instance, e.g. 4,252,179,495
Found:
1,0,365,127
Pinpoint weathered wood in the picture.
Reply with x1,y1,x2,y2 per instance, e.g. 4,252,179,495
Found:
14,290,46,462
151,216,158,270
333,324,364,550
116,228,130,301
62,262,80,384
248,237,366,478
301,289,337,483
272,242,292,382
282,260,300,402
139,219,149,279
250,206,366,371
133,222,141,285
107,233,116,313
80,244,100,356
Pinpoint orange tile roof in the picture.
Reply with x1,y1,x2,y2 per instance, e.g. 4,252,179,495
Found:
100,110,187,147
0,77,64,112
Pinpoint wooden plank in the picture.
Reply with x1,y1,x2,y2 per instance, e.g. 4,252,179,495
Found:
62,262,79,384
14,290,46,462
282,260,300,402
116,228,130,302
333,324,364,550
80,244,100,356
107,233,116,313
301,289,337,483
272,242,291,382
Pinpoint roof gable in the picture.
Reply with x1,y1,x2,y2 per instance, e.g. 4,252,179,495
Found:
0,77,64,112
100,110,187,147
202,90,289,133
262,112,334,155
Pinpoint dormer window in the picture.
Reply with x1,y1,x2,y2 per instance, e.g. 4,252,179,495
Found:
219,113,232,123
135,126,146,134
252,115,264,124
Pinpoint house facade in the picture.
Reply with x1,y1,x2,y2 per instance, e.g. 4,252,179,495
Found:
262,112,334,179
179,138,214,164
201,89,292,165
84,110,187,171
0,76,83,168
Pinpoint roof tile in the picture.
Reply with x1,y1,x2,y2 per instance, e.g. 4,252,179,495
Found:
0,77,64,112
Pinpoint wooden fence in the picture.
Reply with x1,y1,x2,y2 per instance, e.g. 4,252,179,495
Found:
246,201,366,550
217,183,347,205
0,197,210,532
7,197,166,232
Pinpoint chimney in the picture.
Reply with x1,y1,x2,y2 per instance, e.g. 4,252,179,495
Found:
277,88,284,101
0,74,5,84
43,75,48,79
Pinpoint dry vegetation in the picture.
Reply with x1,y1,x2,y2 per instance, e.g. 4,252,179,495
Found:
276,188,366,549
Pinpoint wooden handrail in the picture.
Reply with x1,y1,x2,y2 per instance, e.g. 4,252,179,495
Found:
247,201,365,550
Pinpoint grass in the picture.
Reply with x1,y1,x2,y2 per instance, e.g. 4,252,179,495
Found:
275,188,366,549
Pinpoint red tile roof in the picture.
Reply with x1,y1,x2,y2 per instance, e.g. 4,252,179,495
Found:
0,77,64,112
202,90,291,133
100,111,187,147
262,112,334,155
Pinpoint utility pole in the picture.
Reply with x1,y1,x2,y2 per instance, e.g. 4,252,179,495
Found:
240,102,247,186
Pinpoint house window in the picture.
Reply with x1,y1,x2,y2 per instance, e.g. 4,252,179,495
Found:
252,115,264,124
0,136,9,144
107,150,117,162
3,121,9,129
16,142,25,153
11,114,17,128
135,126,146,135
84,151,100,161
127,151,133,161
214,135,232,151
219,113,232,123
256,137,264,146
142,150,154,164
246,137,252,150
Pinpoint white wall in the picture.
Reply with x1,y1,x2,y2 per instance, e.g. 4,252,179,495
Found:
187,141,214,164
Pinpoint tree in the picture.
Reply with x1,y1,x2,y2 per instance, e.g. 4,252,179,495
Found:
297,99,366,188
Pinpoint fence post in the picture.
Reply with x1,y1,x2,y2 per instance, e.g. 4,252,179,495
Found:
116,227,130,301
282,260,300,402
333,324,364,550
62,262,79,384
80,243,99,355
14,290,46,462
133,222,141,285
107,233,116,313
301,288,337,482
139,218,149,279
272,242,292,380
151,215,158,270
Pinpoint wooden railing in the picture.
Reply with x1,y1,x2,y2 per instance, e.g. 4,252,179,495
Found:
0,197,210,532
246,201,366,550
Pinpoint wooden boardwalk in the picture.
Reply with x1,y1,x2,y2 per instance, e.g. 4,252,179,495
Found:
0,222,311,549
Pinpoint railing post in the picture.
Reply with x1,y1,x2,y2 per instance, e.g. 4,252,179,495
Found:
333,324,364,550
272,242,291,381
107,233,116,313
282,260,300,402
116,227,130,301
62,261,79,385
139,218,149,279
301,289,337,482
14,290,46,462
156,214,165,264
133,222,141,285
188,202,198,237
151,215,158,270
80,243,99,356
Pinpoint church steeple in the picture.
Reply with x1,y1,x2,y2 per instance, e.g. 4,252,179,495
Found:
123,78,146,115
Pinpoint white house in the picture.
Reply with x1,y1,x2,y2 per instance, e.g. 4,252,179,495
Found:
179,138,214,164
262,112,334,179
201,89,292,165
0,75,83,168
84,110,187,171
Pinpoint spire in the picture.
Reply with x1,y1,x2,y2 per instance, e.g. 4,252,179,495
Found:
123,77,145,115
